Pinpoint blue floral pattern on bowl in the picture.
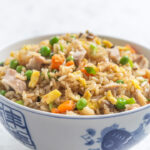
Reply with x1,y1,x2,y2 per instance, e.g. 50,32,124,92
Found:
81,113,150,150
0,102,36,149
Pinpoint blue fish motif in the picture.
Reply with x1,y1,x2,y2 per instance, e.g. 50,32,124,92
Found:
101,129,133,150
81,113,150,150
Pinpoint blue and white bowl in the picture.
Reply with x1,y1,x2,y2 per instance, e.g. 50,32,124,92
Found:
0,35,150,150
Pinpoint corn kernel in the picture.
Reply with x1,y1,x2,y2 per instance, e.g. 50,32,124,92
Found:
78,77,86,87
29,70,40,88
106,90,117,105
83,91,92,101
42,89,62,104
102,40,113,48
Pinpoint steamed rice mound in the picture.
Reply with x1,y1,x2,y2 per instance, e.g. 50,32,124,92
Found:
0,31,150,116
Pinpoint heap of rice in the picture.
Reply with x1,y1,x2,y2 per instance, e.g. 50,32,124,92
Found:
0,31,150,115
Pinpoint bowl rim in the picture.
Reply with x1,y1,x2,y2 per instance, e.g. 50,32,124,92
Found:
0,33,150,120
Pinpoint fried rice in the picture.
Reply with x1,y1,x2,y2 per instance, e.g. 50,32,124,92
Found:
0,31,150,116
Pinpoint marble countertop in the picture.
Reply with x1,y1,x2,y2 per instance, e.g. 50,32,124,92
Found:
0,0,150,149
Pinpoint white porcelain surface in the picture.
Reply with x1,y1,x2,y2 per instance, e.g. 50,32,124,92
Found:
0,35,150,150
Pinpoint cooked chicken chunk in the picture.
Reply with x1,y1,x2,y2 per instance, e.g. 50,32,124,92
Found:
108,47,120,63
2,69,26,94
133,55,149,69
26,53,50,70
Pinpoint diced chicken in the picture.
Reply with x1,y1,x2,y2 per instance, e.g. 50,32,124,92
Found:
26,53,50,70
69,40,87,65
89,46,109,62
108,47,120,63
134,89,147,106
133,55,149,69
2,69,26,94
71,49,86,65
80,106,95,115
66,111,78,116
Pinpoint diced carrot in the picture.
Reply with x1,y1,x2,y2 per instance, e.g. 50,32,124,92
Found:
51,54,65,70
58,100,75,113
126,44,136,54
81,68,92,76
51,108,60,113
66,60,74,66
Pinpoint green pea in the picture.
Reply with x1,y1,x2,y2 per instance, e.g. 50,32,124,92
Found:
116,80,124,84
90,43,96,50
25,70,33,80
70,35,76,38
126,98,136,104
60,44,64,52
120,56,129,65
76,98,87,110
47,72,51,79
49,103,54,111
39,46,51,57
0,90,6,96
50,37,59,46
85,67,96,75
115,98,127,109
90,44,97,55
16,65,24,73
66,56,74,62
10,59,19,69
16,100,24,105
0,62,4,66
129,59,134,68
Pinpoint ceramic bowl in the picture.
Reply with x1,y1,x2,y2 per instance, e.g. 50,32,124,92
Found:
0,34,150,150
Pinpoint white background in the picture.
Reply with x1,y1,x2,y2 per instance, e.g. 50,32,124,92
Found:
0,0,150,149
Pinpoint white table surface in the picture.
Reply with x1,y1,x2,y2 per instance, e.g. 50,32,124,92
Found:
0,0,150,149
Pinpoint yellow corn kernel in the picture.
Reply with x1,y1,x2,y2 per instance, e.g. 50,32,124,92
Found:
106,90,117,105
119,67,126,74
10,51,15,57
94,37,101,45
93,65,99,72
78,77,86,87
88,101,99,110
131,80,141,90
29,70,40,88
118,46,130,51
81,58,88,67
111,64,120,73
83,44,89,50
102,40,113,48
42,89,62,104
5,58,10,65
80,40,89,50
83,91,92,101
22,45,32,51
39,40,49,46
